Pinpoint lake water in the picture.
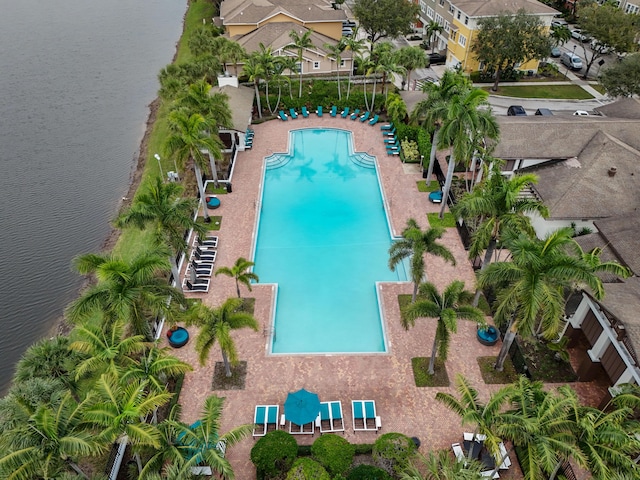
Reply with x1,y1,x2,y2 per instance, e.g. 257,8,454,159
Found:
0,0,187,395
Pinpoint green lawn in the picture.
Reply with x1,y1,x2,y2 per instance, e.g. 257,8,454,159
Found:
483,84,594,99
417,180,439,192
427,212,456,228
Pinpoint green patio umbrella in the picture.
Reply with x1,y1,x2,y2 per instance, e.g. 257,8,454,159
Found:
284,388,320,426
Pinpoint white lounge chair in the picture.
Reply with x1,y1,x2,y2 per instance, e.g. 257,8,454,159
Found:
191,248,216,262
183,278,210,292
193,235,218,248
497,442,511,469
452,442,466,463
253,405,279,437
481,470,500,478
316,400,345,433
188,260,213,277
351,400,381,432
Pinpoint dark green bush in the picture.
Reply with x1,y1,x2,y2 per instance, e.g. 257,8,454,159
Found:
311,434,355,476
346,464,392,480
372,432,417,475
285,458,330,480
250,430,298,479
354,443,374,455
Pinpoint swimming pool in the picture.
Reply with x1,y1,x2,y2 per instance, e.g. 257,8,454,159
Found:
254,128,407,353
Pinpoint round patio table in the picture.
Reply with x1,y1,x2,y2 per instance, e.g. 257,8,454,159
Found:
206,196,221,209
168,327,189,348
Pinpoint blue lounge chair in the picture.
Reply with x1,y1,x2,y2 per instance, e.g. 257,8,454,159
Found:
359,111,370,122
380,122,393,131
369,114,379,126
278,110,288,121
253,405,279,437
352,400,381,432
383,137,397,144
384,127,396,137
316,401,345,433
316,105,323,117
289,108,298,119
388,149,400,156
341,107,350,118
350,109,360,120
301,106,309,118
330,105,338,117
386,143,400,151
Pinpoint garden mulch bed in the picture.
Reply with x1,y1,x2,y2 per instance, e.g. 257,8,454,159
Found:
518,338,578,383
477,356,519,384
411,357,450,387
212,361,247,390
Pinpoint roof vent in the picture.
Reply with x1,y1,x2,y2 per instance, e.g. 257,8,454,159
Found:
608,166,617,177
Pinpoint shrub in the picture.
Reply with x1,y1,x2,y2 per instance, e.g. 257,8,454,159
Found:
372,432,417,475
250,430,298,479
354,443,374,455
400,138,420,162
285,458,330,480
311,434,355,476
346,465,392,480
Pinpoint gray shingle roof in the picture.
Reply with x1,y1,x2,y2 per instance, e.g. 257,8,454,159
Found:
450,0,558,17
211,84,255,132
601,277,640,360
595,98,640,119
221,0,346,25
594,214,640,275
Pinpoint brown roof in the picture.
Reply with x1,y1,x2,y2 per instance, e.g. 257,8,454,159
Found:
493,116,640,159
601,277,640,360
594,214,640,275
450,0,557,17
526,130,640,219
221,0,346,25
211,84,255,132
595,97,640,119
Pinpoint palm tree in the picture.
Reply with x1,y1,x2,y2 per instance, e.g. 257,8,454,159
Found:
243,53,265,118
395,46,427,90
425,21,444,54
389,218,456,303
66,250,182,339
410,70,469,185
435,374,510,462
401,449,485,479
0,393,103,480
138,404,186,479
497,377,580,480
324,39,347,100
452,164,549,306
82,374,171,451
120,344,193,394
343,29,365,99
175,79,233,132
403,281,484,375
69,319,148,381
478,228,613,371
285,29,314,98
215,257,259,298
437,87,499,219
115,176,206,290
164,109,224,218
186,298,259,377
221,41,247,76
255,43,277,115
385,93,408,124
551,26,571,48
174,395,253,479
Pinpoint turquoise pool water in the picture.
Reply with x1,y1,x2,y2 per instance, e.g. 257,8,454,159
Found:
254,128,407,353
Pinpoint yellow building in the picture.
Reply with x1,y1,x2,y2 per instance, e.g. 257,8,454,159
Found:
445,0,558,73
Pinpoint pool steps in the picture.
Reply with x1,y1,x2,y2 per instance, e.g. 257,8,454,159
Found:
266,152,375,170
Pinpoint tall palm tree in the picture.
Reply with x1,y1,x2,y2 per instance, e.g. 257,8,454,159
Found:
277,55,297,99
115,176,206,290
69,319,148,381
164,109,224,219
285,29,314,98
174,395,253,479
395,46,427,90
120,344,193,395
437,87,499,219
186,298,259,377
436,374,510,462
0,393,103,480
403,281,484,375
255,43,277,115
496,377,580,480
138,404,186,480
343,29,365,99
82,374,171,451
222,41,247,77
425,21,444,54
385,93,408,124
175,79,233,132
401,449,485,480
410,70,469,185
478,228,613,371
243,54,265,119
324,39,347,100
215,257,259,298
551,26,571,48
66,250,182,339
452,164,549,306
389,218,456,303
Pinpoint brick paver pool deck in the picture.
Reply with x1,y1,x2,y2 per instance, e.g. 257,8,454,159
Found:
171,114,606,479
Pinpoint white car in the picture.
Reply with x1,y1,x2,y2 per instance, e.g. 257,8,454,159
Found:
571,29,590,42
590,40,611,54
573,110,590,116
551,19,568,29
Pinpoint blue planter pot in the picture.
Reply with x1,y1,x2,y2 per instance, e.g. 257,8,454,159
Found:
477,326,499,346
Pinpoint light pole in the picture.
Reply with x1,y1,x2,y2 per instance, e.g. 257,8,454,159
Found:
154,153,164,181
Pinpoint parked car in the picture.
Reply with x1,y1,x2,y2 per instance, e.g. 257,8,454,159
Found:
571,29,590,42
551,46,561,58
507,105,527,116
561,51,583,70
535,108,553,116
427,52,447,65
574,110,590,116
551,19,569,29
590,40,611,54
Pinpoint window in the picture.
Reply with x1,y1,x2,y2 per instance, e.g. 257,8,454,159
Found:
625,3,639,13
444,20,449,33
439,0,445,6
449,3,455,14
457,10,461,19
435,13,443,26
464,15,469,25
459,34,466,47
340,59,345,67
313,61,320,69
419,0,427,13
450,31,457,41
427,7,434,19
295,62,301,73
